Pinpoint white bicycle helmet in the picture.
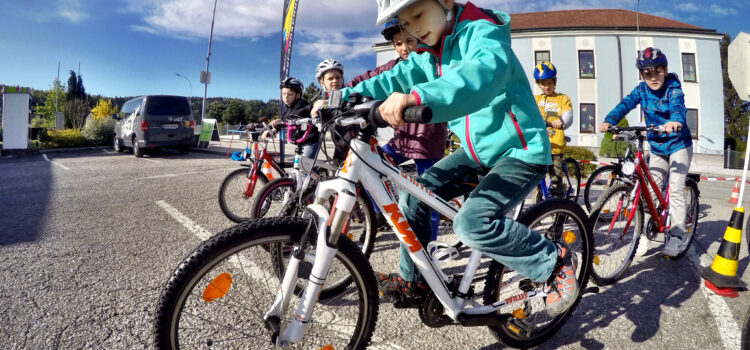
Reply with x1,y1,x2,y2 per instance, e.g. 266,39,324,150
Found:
315,59,344,81
376,0,448,26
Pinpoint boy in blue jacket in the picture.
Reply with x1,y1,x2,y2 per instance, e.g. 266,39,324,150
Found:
339,0,579,316
599,47,693,257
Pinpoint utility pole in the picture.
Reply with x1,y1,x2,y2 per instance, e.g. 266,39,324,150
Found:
200,0,218,125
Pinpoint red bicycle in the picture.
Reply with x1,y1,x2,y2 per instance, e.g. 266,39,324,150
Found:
218,125,290,223
588,125,700,286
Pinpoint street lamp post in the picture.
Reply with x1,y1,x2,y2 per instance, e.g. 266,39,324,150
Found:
175,73,192,100
200,0,218,125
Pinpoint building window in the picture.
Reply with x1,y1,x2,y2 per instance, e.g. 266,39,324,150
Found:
580,104,596,133
686,109,699,139
535,51,550,65
682,53,697,82
578,50,596,78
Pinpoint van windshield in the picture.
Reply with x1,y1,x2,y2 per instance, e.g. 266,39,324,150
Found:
146,96,191,116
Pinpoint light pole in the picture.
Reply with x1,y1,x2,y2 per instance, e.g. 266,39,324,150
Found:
200,0,218,125
175,73,192,100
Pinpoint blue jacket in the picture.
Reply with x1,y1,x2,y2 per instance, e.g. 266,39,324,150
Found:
341,2,550,167
604,73,693,155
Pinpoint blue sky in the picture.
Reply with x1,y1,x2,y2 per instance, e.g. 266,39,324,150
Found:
0,0,747,101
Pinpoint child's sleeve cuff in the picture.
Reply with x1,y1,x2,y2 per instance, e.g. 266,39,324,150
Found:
410,90,422,106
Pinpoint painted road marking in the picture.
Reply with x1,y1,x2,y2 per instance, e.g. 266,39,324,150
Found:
688,245,740,350
138,157,161,163
42,154,70,170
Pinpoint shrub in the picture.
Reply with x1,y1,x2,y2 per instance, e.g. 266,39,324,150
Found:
42,129,88,148
599,118,630,158
81,117,116,146
563,145,597,176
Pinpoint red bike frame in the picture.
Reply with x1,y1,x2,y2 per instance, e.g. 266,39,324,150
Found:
243,137,288,196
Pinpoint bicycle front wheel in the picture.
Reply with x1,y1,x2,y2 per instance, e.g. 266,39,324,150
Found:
218,167,269,223
563,158,581,203
154,217,379,349
583,165,620,213
484,199,592,348
589,183,644,286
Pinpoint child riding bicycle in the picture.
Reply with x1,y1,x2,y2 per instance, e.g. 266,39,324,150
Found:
533,62,573,198
348,19,447,239
598,47,693,257
340,0,579,316
265,77,319,159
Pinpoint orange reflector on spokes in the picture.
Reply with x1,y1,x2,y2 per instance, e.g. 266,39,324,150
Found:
319,345,334,350
593,255,600,265
202,272,232,303
562,231,576,244
512,308,526,319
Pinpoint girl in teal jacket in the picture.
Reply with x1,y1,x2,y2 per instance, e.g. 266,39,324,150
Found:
341,0,578,317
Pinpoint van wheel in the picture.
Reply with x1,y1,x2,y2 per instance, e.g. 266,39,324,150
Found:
133,137,144,158
178,146,190,155
113,137,123,152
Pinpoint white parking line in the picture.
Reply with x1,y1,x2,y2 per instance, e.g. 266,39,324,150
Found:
42,154,70,170
156,199,268,281
688,246,740,349
102,149,115,154
142,174,178,180
138,157,161,163
156,200,211,240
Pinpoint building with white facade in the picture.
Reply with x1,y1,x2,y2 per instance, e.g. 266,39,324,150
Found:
373,9,725,154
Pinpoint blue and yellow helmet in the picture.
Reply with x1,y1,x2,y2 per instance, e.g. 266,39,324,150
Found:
534,62,557,80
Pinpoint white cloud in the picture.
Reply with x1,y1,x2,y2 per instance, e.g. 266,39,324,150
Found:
58,0,88,23
709,4,738,16
675,2,700,12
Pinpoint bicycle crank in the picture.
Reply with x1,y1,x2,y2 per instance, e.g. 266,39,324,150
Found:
418,291,454,328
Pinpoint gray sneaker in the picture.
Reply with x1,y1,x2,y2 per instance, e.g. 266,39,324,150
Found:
663,235,682,257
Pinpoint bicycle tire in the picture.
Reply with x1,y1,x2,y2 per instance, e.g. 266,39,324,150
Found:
588,183,644,286
154,217,379,350
671,179,700,258
483,199,592,348
563,158,581,203
218,167,269,223
583,165,620,213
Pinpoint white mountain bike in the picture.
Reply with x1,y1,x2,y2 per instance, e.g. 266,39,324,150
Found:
154,93,593,349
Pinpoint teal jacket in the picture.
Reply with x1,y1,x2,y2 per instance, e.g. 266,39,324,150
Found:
341,2,550,167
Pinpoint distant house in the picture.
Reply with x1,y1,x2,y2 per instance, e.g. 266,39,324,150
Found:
373,9,725,155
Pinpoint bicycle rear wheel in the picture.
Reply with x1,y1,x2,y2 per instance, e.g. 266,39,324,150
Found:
588,183,643,286
583,165,620,213
154,217,378,349
563,158,581,203
483,199,592,348
218,167,269,223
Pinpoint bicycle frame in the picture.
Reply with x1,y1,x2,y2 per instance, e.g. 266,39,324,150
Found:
243,137,289,196
612,135,671,237
539,159,573,200
267,130,549,346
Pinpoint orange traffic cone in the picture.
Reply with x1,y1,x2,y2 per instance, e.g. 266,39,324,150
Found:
702,207,747,297
728,178,740,204
261,161,274,181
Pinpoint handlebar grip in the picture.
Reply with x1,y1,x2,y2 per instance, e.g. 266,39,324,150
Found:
371,105,433,128
402,106,432,124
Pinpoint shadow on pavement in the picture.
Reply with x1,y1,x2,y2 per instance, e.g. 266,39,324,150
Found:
0,155,52,245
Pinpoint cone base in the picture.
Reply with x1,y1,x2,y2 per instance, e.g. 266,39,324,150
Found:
705,280,740,298
701,266,747,289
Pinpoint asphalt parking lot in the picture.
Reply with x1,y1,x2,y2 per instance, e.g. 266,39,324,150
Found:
0,147,748,349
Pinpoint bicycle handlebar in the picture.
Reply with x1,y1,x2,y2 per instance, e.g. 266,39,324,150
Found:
370,102,432,128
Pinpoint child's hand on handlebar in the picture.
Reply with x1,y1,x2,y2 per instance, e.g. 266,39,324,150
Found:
379,92,416,129
598,122,611,133
549,119,562,129
311,99,326,118
663,121,682,134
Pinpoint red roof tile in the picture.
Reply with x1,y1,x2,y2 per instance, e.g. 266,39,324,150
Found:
510,9,715,33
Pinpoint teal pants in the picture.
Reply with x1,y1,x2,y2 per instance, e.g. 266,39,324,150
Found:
397,149,557,283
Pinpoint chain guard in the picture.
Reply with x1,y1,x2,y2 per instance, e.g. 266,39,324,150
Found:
418,291,454,328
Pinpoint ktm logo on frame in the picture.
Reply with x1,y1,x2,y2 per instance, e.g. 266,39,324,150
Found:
382,203,422,252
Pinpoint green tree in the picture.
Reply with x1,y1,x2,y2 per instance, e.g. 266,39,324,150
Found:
599,117,630,157
65,98,90,129
66,70,86,101
33,82,67,128
206,99,227,121
722,34,750,154
222,99,247,125
302,82,321,103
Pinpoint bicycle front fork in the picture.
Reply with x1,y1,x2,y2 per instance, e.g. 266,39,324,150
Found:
263,200,351,347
